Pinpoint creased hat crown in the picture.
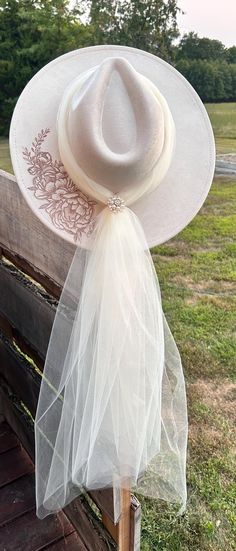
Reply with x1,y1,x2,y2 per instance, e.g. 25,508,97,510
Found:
57,56,175,205
66,57,165,190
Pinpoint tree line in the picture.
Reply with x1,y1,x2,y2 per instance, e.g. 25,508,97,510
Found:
175,33,236,103
0,0,235,136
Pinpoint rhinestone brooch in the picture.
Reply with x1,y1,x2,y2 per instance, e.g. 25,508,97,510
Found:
107,194,125,213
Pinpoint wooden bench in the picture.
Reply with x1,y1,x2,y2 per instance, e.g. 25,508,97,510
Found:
0,169,141,551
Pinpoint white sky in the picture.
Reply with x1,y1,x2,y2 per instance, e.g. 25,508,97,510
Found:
177,0,236,47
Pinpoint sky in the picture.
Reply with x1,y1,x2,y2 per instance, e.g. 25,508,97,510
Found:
177,0,236,47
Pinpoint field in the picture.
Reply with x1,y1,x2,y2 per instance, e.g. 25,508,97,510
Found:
206,102,236,154
142,177,236,550
0,104,235,550
0,138,12,173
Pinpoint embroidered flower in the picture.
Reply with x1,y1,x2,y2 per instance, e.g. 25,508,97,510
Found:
45,189,94,234
23,129,96,242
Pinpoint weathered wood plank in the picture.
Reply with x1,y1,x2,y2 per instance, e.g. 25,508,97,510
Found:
0,382,35,460
0,384,117,550
0,313,13,340
0,333,41,417
0,509,74,551
0,473,35,526
89,488,114,522
0,169,75,293
119,487,131,551
2,248,62,298
65,496,116,551
130,496,141,551
0,421,19,454
10,329,45,371
102,487,131,551
101,495,141,551
0,259,55,359
0,444,34,488
46,532,88,551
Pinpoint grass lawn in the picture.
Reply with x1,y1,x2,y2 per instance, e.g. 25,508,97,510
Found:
142,176,236,550
206,103,236,154
0,105,235,550
0,137,12,173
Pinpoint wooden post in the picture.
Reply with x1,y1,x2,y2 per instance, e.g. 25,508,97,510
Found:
102,485,131,551
118,486,131,551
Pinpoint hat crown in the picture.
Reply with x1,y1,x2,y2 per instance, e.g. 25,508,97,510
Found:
64,57,165,192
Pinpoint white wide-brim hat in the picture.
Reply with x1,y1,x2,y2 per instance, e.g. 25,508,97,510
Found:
10,45,215,248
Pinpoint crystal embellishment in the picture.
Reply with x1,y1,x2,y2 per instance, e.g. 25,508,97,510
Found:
107,194,125,213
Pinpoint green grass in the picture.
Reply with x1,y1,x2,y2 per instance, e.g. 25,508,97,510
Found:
143,177,236,550
205,103,236,154
0,138,12,173
214,137,236,154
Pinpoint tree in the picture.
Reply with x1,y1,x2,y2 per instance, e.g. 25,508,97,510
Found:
230,64,236,100
0,0,92,134
177,32,226,61
87,0,180,60
1,1,235,135
175,58,236,103
174,32,236,103
226,46,236,64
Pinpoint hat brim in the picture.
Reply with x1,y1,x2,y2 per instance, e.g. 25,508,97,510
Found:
10,45,215,248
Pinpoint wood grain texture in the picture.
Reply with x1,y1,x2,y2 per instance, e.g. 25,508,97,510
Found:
2,248,62,298
102,487,131,551
0,381,35,460
65,496,116,551
0,421,88,550
0,259,56,359
0,332,41,417
102,495,141,551
0,392,117,550
46,532,88,551
0,445,34,488
0,473,35,526
0,170,75,293
0,509,74,551
130,496,141,551
119,487,131,551
89,488,115,523
0,420,19,454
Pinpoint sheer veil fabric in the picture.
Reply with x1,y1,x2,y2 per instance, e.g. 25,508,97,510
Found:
35,58,188,522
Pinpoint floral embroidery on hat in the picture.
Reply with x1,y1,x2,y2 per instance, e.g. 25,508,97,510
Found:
23,129,96,242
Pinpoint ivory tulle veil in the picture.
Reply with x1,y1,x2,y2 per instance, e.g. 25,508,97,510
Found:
35,208,187,522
